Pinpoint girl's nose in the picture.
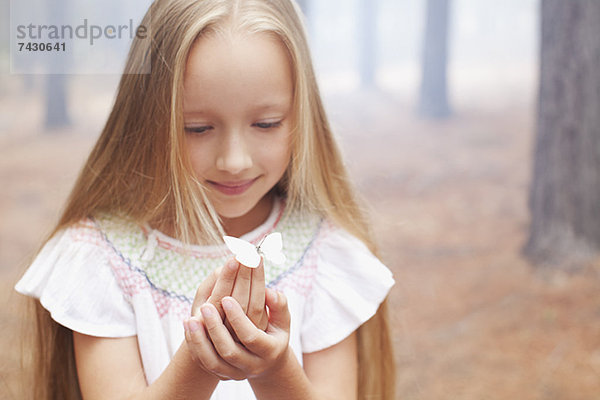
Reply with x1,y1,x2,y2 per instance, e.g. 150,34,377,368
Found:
215,132,252,174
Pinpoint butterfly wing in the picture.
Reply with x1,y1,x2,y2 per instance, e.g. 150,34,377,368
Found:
259,232,286,265
223,236,261,268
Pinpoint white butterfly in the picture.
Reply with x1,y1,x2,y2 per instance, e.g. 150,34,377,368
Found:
223,232,286,268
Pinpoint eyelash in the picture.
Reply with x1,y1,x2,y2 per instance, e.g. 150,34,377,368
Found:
184,121,282,134
185,126,212,134
253,121,282,129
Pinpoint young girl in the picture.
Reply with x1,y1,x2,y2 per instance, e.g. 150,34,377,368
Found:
15,0,395,399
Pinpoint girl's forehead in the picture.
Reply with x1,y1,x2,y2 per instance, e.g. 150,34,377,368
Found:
185,30,290,78
183,31,293,114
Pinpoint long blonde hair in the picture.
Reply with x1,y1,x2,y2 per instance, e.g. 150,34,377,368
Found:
25,1,395,399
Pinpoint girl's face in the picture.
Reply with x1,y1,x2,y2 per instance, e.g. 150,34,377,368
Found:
183,31,293,235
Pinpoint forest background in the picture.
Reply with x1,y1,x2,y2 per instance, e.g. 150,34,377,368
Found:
1,0,599,398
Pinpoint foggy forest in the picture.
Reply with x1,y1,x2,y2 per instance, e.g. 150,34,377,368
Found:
1,0,599,398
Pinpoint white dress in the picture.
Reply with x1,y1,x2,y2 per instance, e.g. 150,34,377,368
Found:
15,198,394,399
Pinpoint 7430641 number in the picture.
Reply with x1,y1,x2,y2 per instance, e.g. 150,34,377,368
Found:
18,42,66,52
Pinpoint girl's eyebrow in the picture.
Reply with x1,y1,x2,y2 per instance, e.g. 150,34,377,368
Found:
251,100,291,112
183,101,291,117
183,109,208,116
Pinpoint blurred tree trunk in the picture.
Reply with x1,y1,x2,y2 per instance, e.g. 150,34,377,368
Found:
1,0,8,54
295,0,311,34
358,0,377,88
44,0,70,129
296,0,308,14
418,0,451,119
525,0,600,268
45,75,70,129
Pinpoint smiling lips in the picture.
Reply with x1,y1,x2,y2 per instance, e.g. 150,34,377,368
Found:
208,178,258,195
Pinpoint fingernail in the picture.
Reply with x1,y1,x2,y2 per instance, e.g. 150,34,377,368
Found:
222,297,234,311
188,319,200,332
201,304,214,319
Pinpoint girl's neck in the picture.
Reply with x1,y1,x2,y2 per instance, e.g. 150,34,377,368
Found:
221,192,274,238
149,193,275,242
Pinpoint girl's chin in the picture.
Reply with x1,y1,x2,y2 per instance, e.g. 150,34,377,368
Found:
215,203,258,221
217,209,251,220
214,195,273,234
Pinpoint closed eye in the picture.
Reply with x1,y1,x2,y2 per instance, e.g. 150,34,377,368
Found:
185,126,213,134
252,121,282,129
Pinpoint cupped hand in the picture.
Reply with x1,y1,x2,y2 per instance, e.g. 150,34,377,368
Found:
192,257,268,331
184,287,291,380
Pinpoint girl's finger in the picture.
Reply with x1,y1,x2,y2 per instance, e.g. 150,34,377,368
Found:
264,288,291,332
230,263,252,313
201,302,259,369
183,316,244,380
221,296,272,356
192,268,219,316
207,258,239,318
248,258,267,329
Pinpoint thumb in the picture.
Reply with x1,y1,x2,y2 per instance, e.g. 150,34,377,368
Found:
265,288,290,331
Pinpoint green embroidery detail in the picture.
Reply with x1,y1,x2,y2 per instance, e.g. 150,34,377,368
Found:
96,209,321,300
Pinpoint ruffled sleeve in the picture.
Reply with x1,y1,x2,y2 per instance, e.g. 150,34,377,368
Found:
301,223,394,353
14,227,136,337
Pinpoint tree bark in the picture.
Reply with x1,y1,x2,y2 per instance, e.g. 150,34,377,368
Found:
524,0,600,268
418,0,451,119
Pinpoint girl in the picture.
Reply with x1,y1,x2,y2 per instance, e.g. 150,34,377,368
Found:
15,0,395,399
